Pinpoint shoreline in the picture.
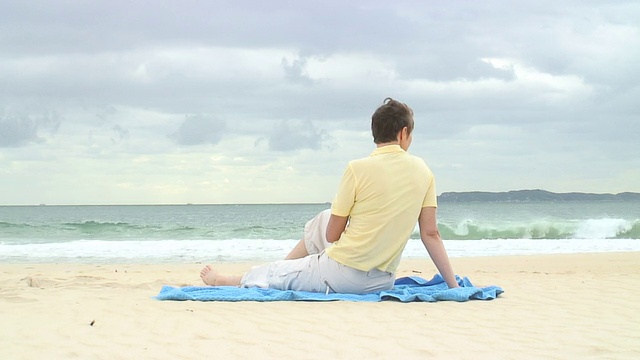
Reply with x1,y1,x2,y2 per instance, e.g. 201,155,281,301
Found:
2,252,639,359
4,238,639,265
3,249,639,264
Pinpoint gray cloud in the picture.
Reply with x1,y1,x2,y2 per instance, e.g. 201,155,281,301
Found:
110,125,129,144
169,115,227,146
265,120,330,151
94,104,118,124
282,56,314,85
0,112,60,147
0,115,39,147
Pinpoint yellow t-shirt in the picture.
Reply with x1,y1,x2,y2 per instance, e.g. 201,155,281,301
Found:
326,145,436,273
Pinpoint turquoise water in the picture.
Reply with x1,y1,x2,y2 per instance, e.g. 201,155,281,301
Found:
0,201,638,263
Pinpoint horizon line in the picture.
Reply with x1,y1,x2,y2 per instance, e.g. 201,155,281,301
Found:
2,189,639,207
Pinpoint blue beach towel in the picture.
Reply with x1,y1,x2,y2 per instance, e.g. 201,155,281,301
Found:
155,274,503,302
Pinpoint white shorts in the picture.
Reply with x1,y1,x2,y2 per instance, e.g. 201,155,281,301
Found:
240,209,395,294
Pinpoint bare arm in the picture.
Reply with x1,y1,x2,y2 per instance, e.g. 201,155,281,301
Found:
326,214,348,243
419,206,459,288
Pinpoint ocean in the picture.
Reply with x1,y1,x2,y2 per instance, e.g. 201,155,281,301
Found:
1,201,638,264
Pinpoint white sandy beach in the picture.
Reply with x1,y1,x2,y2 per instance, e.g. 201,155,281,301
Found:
1,252,639,359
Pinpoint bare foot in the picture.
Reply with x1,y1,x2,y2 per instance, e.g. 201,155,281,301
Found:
200,265,243,286
200,265,219,286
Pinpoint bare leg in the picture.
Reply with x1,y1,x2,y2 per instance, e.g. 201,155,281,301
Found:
284,239,309,260
200,265,242,286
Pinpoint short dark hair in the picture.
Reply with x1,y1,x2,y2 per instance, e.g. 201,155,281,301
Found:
371,98,414,144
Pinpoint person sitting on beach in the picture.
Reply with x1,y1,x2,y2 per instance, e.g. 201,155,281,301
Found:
200,98,459,293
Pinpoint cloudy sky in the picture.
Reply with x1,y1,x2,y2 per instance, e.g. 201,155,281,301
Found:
1,1,638,205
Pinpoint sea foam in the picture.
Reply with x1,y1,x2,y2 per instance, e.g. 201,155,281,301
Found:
1,237,639,264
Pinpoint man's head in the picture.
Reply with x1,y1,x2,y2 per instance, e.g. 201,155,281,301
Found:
371,98,414,148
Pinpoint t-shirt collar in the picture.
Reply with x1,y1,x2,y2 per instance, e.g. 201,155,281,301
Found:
370,144,405,156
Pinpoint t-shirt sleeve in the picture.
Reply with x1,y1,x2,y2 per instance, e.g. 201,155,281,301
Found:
331,163,357,217
422,170,438,208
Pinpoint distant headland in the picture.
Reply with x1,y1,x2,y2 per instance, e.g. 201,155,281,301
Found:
438,189,640,202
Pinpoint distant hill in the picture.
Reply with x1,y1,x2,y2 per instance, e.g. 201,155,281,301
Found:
438,189,640,202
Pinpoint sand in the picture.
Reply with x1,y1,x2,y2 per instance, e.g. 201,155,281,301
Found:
1,252,639,359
